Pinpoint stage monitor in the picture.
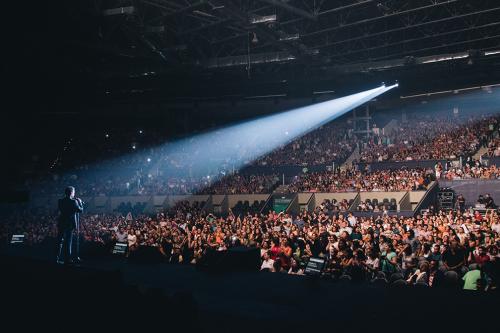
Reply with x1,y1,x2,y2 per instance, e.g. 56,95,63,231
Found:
304,257,325,276
112,242,128,255
11,234,25,244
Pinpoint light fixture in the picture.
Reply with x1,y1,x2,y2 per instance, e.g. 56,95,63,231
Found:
102,6,135,16
485,49,500,56
250,14,276,24
251,32,258,44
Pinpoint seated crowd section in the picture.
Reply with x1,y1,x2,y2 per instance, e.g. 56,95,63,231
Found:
287,167,434,193
358,114,499,162
254,120,357,166
437,159,500,179
26,112,499,197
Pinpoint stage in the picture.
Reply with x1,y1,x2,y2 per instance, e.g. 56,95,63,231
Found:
0,245,497,332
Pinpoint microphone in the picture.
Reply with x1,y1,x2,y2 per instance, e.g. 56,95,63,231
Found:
76,198,85,205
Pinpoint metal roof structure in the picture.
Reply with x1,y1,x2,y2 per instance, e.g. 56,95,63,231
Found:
5,1,500,102
82,1,500,69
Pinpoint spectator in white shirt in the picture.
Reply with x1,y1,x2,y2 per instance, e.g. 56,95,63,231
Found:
260,251,274,271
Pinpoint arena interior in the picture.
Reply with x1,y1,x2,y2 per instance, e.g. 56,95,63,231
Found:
2,1,500,332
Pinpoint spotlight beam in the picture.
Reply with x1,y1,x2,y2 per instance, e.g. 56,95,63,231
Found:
67,84,397,193
147,84,397,182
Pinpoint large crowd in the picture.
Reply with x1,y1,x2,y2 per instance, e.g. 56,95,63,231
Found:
287,167,434,193
31,160,499,197
199,174,280,194
358,114,499,162
32,172,280,197
24,111,499,197
255,120,358,166
435,159,500,180
4,108,500,291
485,137,500,157
1,199,498,291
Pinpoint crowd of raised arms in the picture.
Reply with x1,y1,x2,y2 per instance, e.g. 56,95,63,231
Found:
26,112,499,197
1,196,499,291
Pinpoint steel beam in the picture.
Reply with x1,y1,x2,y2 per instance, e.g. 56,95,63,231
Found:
312,6,500,51
344,34,500,64
251,1,499,54
212,0,310,59
325,21,500,60
279,0,377,26
258,0,316,20
210,0,459,45
302,0,460,38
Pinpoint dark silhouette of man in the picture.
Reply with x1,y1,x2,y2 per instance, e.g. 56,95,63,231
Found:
56,186,83,264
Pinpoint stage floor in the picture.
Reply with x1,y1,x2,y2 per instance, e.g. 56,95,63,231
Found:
1,246,498,332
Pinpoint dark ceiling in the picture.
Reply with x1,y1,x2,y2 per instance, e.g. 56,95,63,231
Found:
4,0,500,108
3,0,500,189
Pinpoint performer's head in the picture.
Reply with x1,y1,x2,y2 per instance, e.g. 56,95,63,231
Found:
64,186,75,199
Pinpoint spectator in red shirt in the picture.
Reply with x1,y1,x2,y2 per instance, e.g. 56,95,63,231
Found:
269,239,282,261
472,246,491,266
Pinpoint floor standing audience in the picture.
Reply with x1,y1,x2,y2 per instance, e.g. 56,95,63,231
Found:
1,202,498,291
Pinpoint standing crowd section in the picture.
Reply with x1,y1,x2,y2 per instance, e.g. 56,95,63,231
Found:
1,199,499,291
2,110,500,292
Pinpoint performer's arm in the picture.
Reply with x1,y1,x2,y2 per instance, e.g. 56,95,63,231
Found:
74,199,84,213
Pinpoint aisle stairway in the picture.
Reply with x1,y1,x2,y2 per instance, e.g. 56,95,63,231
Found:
472,146,489,160
341,146,360,170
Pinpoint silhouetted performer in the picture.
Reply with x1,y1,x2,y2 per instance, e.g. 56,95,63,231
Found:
56,186,83,264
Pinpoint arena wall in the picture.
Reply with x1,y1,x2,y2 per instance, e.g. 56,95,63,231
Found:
358,191,407,211
409,191,426,210
227,194,270,209
356,159,446,171
29,188,439,215
298,193,314,212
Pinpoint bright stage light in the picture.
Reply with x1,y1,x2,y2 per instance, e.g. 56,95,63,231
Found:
70,84,397,191
141,84,398,181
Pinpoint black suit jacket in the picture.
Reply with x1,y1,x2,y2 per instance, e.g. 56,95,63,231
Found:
58,197,83,230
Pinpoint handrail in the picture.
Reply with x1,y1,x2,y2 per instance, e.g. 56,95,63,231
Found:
349,193,361,211
285,194,299,215
398,192,411,211
260,194,274,215
413,181,438,215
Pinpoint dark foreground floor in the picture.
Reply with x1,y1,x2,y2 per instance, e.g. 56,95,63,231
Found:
0,246,498,332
